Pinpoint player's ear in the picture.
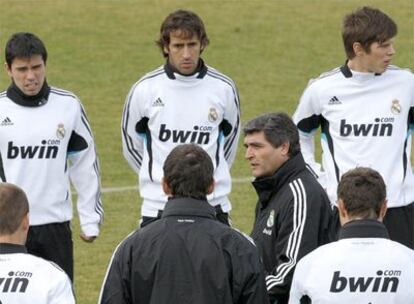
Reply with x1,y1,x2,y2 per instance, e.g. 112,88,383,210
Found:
337,199,349,226
353,42,365,56
5,62,12,76
379,199,387,221
162,177,172,196
206,178,215,195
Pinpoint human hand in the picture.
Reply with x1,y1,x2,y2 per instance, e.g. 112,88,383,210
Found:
80,233,97,243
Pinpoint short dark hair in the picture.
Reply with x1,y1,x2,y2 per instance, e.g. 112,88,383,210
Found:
337,167,386,219
0,183,29,235
243,112,300,157
163,144,214,199
342,6,397,59
5,32,48,67
156,9,209,58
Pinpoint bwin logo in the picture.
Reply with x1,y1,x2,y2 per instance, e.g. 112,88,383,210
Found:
7,140,59,159
330,270,400,293
0,271,32,293
159,124,211,144
340,118,393,137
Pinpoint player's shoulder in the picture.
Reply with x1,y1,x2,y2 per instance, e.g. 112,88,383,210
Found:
50,86,78,99
306,66,343,87
135,65,165,85
386,65,414,78
205,64,237,89
0,90,7,99
21,253,69,276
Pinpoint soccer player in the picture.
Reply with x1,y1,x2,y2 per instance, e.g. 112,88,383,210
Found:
243,113,334,303
122,9,240,227
99,144,268,304
293,6,414,248
0,32,104,280
0,183,75,304
289,168,414,303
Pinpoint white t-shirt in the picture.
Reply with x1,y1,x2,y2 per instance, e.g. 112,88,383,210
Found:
0,244,75,304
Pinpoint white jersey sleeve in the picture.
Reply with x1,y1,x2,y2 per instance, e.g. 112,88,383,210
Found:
121,81,147,174
293,79,326,187
221,78,241,167
67,98,103,237
47,268,76,304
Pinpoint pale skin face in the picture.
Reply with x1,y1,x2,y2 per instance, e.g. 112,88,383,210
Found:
348,39,396,74
244,131,290,178
163,30,204,75
5,54,46,96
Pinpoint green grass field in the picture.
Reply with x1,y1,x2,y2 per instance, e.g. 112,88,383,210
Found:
1,1,413,303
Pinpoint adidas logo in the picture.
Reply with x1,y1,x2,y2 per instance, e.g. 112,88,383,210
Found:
0,117,13,126
328,96,341,105
152,97,165,107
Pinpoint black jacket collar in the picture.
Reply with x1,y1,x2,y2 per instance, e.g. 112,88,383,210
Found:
252,153,307,206
164,58,208,80
0,243,27,254
162,196,216,220
339,219,389,240
6,81,50,107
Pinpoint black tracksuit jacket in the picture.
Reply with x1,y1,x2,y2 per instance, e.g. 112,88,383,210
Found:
250,153,334,303
99,197,269,304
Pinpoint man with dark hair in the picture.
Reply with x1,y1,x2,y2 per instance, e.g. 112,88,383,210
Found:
122,9,240,227
293,6,414,249
0,32,103,281
243,113,333,303
0,183,75,303
99,144,268,304
289,168,414,303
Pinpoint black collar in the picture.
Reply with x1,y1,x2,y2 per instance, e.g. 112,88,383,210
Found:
339,219,389,240
252,153,307,205
164,58,208,80
6,81,50,107
162,196,216,220
0,243,27,254
340,60,382,78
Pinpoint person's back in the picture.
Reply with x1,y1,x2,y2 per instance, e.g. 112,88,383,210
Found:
0,244,75,304
0,183,75,304
101,197,266,303
289,167,414,303
99,144,268,304
290,225,414,303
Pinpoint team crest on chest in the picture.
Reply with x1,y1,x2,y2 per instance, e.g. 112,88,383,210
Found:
267,210,275,228
56,123,66,139
208,107,219,122
391,99,401,115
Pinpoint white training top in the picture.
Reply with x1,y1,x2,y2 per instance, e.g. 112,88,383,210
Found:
0,246,75,304
293,64,414,208
289,235,414,303
122,63,240,217
0,87,103,236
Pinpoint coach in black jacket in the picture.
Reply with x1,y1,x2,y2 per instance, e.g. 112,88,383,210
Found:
243,113,334,304
99,144,269,304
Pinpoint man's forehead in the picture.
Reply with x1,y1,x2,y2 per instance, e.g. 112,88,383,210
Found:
169,29,200,41
11,55,44,66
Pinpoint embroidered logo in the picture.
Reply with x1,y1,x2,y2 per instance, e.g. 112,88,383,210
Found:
267,210,275,228
0,117,13,126
56,123,66,140
208,107,219,122
328,96,341,105
391,99,401,114
152,97,165,107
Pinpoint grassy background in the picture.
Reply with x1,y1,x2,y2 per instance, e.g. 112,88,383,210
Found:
0,1,413,303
